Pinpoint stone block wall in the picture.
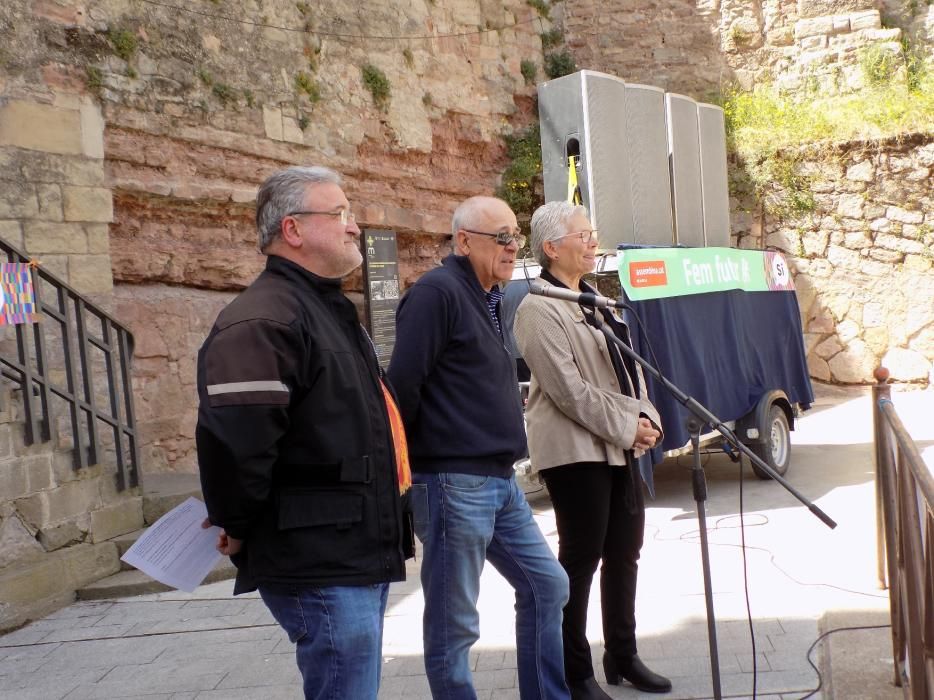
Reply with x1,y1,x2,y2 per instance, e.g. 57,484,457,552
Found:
1,0,547,472
2,0,931,485
563,0,930,98
0,94,112,298
0,388,139,631
734,135,934,385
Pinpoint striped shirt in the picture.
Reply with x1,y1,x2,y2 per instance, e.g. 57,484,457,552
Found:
485,288,504,335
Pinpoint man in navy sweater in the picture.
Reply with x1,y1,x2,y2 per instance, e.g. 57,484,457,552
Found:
388,196,570,700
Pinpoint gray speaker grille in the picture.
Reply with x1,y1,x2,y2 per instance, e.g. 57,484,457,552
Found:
625,84,673,246
698,104,731,247
666,93,705,248
582,72,632,249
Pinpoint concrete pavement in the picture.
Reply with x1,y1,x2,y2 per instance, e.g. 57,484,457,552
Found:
1,384,930,699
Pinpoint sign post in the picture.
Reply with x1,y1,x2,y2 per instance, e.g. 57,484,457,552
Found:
361,229,401,368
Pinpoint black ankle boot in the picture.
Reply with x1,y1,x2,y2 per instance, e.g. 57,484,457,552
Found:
567,676,612,700
602,652,672,693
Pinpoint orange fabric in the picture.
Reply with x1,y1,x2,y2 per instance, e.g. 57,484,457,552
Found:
380,379,411,494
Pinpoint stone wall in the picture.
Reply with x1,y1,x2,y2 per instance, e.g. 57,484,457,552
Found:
562,0,932,98
1,0,545,472
734,135,934,385
2,0,931,484
0,387,136,631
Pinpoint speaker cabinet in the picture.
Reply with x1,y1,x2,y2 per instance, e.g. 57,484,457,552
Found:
698,104,731,247
538,71,730,251
665,93,705,247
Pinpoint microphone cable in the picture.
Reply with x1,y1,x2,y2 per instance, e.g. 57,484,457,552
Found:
648,459,889,700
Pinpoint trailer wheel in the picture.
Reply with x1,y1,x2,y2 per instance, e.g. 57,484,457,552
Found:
751,404,791,479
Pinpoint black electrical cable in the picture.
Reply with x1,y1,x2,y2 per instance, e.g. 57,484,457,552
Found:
798,623,892,699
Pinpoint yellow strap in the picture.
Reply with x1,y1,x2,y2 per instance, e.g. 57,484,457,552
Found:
566,155,582,205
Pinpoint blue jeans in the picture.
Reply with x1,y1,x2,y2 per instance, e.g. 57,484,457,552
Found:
258,583,389,700
410,472,570,700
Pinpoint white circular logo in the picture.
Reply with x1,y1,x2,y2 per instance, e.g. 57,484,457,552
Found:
770,254,790,287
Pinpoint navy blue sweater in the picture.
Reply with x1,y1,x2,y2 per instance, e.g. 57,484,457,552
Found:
388,255,526,477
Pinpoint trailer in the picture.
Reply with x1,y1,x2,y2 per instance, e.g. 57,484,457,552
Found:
509,248,814,485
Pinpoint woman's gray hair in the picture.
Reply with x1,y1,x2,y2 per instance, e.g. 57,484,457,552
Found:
529,200,588,268
255,166,342,251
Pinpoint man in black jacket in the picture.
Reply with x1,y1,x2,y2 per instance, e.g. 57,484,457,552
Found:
388,196,570,700
196,166,412,700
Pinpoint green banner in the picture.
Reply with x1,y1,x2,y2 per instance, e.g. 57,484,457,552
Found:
618,247,795,301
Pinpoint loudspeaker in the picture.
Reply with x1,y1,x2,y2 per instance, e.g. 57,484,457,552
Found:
698,104,731,247
665,93,705,247
624,83,673,246
539,71,635,249
538,71,731,251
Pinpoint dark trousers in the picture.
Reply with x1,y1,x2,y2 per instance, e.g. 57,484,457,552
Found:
541,461,645,683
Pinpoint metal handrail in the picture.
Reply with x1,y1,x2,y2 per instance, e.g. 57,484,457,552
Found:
872,366,934,700
0,238,139,491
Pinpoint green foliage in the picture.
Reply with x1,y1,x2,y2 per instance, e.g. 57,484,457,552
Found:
126,67,138,79
295,71,320,102
721,72,934,217
859,45,900,87
902,38,927,92
212,82,237,105
298,114,310,130
107,27,138,63
544,51,576,79
295,2,311,15
197,68,213,86
526,0,550,19
243,89,255,108
85,66,103,93
520,59,537,86
422,92,434,107
496,123,543,219
539,28,562,50
402,48,414,69
361,63,391,110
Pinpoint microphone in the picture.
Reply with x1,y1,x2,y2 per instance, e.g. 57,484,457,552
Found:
528,281,625,310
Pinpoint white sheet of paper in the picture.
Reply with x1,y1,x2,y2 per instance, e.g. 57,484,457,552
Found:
120,496,223,593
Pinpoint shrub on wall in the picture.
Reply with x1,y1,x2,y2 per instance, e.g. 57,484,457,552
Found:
496,123,542,222
722,65,934,217
361,63,391,110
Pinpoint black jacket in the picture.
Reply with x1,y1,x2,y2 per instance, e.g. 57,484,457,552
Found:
196,255,412,593
387,254,526,477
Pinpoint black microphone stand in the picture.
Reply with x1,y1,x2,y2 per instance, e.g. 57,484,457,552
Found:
687,415,722,699
584,310,836,700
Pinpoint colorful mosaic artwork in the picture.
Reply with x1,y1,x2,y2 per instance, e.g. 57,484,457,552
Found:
0,263,39,326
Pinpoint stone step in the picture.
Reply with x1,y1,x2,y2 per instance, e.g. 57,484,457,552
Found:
140,472,204,525
111,528,146,571
76,556,237,600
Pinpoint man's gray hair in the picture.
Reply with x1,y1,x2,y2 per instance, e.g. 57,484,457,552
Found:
451,196,493,236
529,200,589,268
255,166,342,251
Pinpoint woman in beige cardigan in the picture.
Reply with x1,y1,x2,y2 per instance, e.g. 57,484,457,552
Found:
514,201,671,700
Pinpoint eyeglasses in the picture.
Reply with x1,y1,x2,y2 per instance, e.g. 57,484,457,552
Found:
462,229,526,248
287,209,356,225
558,229,599,245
